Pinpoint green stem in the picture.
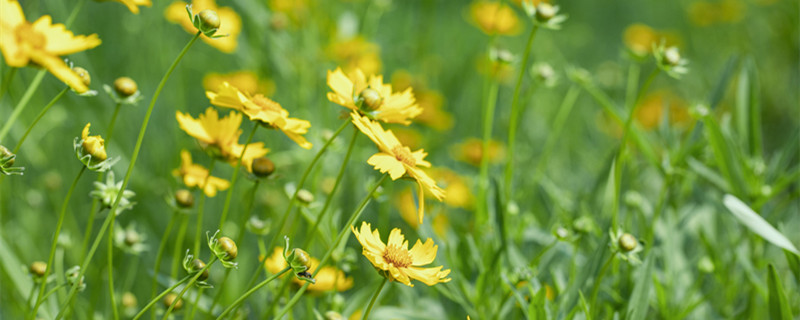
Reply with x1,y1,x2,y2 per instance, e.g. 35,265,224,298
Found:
531,85,581,183
106,103,123,145
477,80,500,226
39,283,67,306
0,67,18,100
64,0,87,28
275,174,388,319
194,159,217,255
218,124,258,229
132,275,192,320
148,212,178,319
589,253,615,317
55,31,202,320
162,257,217,319
0,70,47,143
29,166,86,320
215,266,291,319
361,277,389,320
503,25,539,203
12,86,69,154
108,216,119,320
171,215,190,279
25,280,36,313
302,125,358,248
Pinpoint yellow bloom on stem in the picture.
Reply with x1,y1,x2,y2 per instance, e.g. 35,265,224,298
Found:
206,82,312,149
106,0,152,14
327,67,422,125
173,149,230,197
263,248,353,293
469,1,521,36
0,0,101,93
327,36,382,76
175,107,269,172
351,222,451,287
203,71,275,97
351,112,444,223
81,123,107,161
164,0,241,53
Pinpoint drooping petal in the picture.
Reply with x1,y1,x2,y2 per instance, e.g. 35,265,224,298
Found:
409,238,437,266
367,153,406,180
34,16,101,55
403,265,451,286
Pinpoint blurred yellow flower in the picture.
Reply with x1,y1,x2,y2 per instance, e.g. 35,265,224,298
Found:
455,138,505,167
469,1,521,36
81,123,107,161
328,68,422,125
395,189,420,229
327,36,382,76
634,90,690,130
351,222,451,287
263,247,353,293
0,0,101,93
688,0,744,26
623,24,682,57
268,0,308,23
174,149,230,197
351,112,445,223
430,168,473,209
164,0,241,53
175,107,269,172
207,82,313,149
391,71,453,131
106,0,152,14
203,71,275,97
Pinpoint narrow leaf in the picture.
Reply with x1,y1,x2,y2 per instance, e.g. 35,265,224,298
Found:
626,252,655,320
767,264,793,320
723,194,799,255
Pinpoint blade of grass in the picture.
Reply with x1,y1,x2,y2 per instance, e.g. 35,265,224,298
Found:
767,264,793,320
723,194,799,255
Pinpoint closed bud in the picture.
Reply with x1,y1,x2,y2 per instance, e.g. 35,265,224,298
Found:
618,233,638,252
29,261,47,277
121,292,137,309
191,259,210,281
296,189,314,204
536,3,556,21
124,229,141,246
113,77,138,97
72,67,91,87
290,248,312,269
1,145,14,166
163,293,183,310
252,157,275,178
359,88,383,110
218,237,238,260
198,9,220,30
175,189,194,208
663,47,681,66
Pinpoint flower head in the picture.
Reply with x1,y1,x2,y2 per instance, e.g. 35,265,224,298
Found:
176,107,269,171
351,112,444,223
0,145,24,176
75,123,117,171
113,222,147,255
206,82,312,149
469,1,521,35
165,0,241,52
0,0,101,93
90,171,136,215
263,247,354,293
105,0,152,14
351,222,451,287
173,149,230,197
327,68,422,125
327,36,382,76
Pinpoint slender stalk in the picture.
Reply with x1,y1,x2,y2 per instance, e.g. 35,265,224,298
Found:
0,70,46,143
194,159,217,255
503,25,539,202
361,277,389,320
275,174,389,318
64,0,87,28
162,257,217,319
217,124,258,229
148,212,178,319
215,266,291,319
108,216,119,320
106,103,123,144
302,125,358,248
0,67,17,100
171,215,190,279
55,31,202,320
132,275,192,320
12,86,69,154
39,283,68,306
29,166,86,319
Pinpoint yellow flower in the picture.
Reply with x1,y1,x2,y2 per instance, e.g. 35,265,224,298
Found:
469,1,521,36
164,0,241,53
206,82,312,149
634,90,690,130
107,0,152,14
623,24,682,57
327,36,382,76
81,123,107,161
0,0,101,93
351,112,444,223
328,68,422,125
263,248,353,293
391,71,453,131
203,71,275,97
454,138,505,167
351,222,451,287
173,149,230,197
394,188,420,229
430,168,473,209
175,107,269,172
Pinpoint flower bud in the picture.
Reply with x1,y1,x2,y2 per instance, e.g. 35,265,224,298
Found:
191,259,210,281
359,88,383,110
325,311,345,320
113,77,138,97
252,157,275,178
163,293,183,310
72,67,91,87
290,248,312,269
618,233,638,252
296,189,314,204
198,9,220,30
217,237,238,260
663,47,681,66
81,123,108,161
0,145,14,166
121,292,137,309
175,189,195,208
536,3,556,21
124,229,141,246
29,261,47,277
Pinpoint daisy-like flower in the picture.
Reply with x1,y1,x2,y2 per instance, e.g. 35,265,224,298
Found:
327,68,422,125
173,149,230,197
469,1,521,36
263,247,354,293
206,82,312,149
164,0,241,53
351,112,444,223
0,0,101,93
351,222,451,287
90,171,136,215
104,0,152,14
175,107,269,171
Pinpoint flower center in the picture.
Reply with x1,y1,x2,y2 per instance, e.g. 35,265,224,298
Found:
252,95,282,113
358,87,383,110
16,24,46,49
392,145,416,167
383,244,412,268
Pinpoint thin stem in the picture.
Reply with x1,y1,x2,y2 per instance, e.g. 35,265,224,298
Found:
361,277,389,320
25,281,36,313
132,275,192,320
0,70,47,143
106,103,123,145
477,80,500,226
171,215,190,279
148,212,178,320
0,67,18,100
39,283,68,306
275,174,389,319
108,216,119,320
589,253,615,317
302,125,358,248
12,85,69,154
162,257,217,319
194,159,217,255
503,25,539,202
218,124,258,229
215,266,291,319
30,166,86,319
64,0,87,28
56,31,202,320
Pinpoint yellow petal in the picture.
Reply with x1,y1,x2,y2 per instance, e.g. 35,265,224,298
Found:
367,153,406,180
404,265,451,286
30,51,88,93
33,16,101,56
408,238,437,266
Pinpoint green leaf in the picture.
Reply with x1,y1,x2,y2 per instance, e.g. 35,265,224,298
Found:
785,250,800,287
767,264,793,320
708,56,738,110
626,251,655,320
722,194,799,255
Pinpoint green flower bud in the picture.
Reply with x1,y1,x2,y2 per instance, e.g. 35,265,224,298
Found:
536,3,556,21
296,189,314,204
29,261,47,278
163,293,183,310
618,233,638,252
175,189,194,208
113,77,138,98
359,88,383,110
124,229,141,246
252,157,275,178
663,47,681,66
217,237,237,260
198,9,221,30
191,259,210,281
1,145,14,166
290,248,312,269
121,292,137,309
